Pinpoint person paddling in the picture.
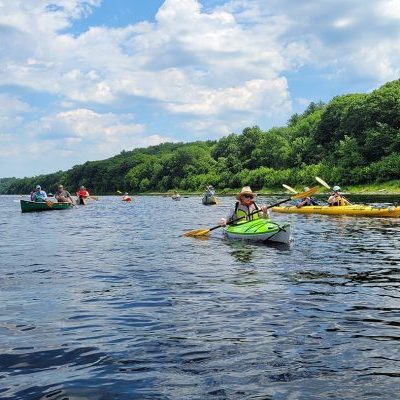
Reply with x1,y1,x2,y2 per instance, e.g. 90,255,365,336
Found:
122,192,132,201
327,186,350,206
296,187,319,208
55,185,74,204
219,186,269,226
32,185,48,202
76,186,90,204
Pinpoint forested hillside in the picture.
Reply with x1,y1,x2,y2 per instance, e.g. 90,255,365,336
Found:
2,80,399,195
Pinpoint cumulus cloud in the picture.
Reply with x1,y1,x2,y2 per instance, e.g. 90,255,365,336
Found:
27,108,174,157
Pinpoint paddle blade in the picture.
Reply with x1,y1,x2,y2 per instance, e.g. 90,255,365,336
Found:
291,186,320,199
182,228,211,237
315,176,331,190
282,184,298,194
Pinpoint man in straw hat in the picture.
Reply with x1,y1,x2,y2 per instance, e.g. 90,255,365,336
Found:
219,186,269,226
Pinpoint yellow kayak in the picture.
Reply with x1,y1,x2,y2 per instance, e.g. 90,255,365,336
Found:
272,204,400,218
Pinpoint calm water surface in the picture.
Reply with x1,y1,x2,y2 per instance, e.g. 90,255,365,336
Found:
1,195,399,399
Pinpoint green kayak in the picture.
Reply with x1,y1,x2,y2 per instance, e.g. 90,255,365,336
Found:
225,219,291,244
20,199,74,213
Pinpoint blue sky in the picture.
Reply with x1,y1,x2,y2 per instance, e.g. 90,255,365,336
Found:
1,0,399,178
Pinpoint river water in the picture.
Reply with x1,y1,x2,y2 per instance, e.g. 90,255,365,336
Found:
1,195,399,399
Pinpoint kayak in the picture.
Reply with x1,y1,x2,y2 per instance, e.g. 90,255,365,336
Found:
225,219,291,244
20,200,73,213
202,195,219,205
272,204,400,218
77,196,88,205
122,196,132,202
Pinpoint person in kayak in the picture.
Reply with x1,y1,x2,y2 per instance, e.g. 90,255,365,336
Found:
122,192,131,201
327,186,350,206
55,184,74,204
219,186,269,226
32,185,48,202
76,186,90,201
296,187,319,208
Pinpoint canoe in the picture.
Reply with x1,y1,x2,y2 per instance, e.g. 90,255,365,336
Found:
202,195,219,205
272,204,400,218
225,219,291,244
20,200,73,213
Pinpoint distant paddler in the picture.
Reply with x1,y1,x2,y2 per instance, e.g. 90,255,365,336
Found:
171,191,181,201
122,192,132,202
76,186,90,205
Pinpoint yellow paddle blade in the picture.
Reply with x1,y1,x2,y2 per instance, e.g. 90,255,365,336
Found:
291,186,320,199
315,176,331,190
182,228,211,237
282,184,298,194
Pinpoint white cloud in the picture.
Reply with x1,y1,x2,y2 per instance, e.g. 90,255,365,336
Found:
29,108,151,153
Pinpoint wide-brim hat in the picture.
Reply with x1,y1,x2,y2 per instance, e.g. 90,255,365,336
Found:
236,186,257,200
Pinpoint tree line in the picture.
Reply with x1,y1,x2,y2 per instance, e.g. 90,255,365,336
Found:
1,79,399,195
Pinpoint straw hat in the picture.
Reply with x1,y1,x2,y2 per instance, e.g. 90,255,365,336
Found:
236,186,257,200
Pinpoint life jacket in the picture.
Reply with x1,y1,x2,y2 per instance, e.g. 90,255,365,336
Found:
77,190,89,198
330,195,349,206
233,201,260,224
34,194,46,202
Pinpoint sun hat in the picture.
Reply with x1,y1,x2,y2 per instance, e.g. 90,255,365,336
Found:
236,186,257,200
36,185,41,189
333,185,341,191
303,186,310,192
58,184,63,188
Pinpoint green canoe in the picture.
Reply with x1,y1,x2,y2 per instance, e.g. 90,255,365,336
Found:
20,199,74,213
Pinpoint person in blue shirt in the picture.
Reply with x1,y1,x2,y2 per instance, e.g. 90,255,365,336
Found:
32,185,48,202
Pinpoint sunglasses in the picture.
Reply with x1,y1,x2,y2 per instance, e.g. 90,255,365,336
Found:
243,195,253,199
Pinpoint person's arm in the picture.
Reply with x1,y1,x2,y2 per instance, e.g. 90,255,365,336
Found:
219,207,236,226
259,204,270,218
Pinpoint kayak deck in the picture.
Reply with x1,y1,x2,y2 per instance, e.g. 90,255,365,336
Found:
272,204,400,217
225,219,291,244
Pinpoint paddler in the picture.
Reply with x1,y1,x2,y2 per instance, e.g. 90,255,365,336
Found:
219,186,269,226
327,185,350,206
32,185,48,202
296,186,319,208
76,185,90,200
54,184,74,204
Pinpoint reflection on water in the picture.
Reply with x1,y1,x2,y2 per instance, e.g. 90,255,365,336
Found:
0,195,400,399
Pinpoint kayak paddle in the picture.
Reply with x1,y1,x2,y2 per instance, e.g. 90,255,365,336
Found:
183,186,320,237
282,184,298,194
